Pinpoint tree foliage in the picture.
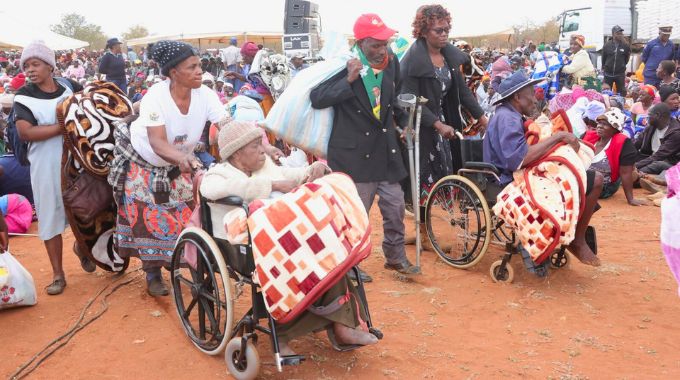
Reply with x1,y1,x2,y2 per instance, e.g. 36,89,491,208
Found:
461,18,560,51
50,13,108,50
122,25,149,41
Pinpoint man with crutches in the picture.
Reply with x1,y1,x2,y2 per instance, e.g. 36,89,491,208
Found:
311,14,421,279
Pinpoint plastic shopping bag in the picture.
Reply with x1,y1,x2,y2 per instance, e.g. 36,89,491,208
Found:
0,251,37,310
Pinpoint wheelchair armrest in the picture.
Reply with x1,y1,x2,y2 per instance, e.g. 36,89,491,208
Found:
213,195,246,206
463,161,500,175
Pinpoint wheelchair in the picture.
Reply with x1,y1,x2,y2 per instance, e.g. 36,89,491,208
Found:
423,139,593,283
169,193,381,380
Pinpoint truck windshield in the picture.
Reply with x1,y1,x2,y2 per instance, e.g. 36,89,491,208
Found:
562,11,580,34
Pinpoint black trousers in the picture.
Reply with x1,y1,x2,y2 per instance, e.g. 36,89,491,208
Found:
603,75,627,97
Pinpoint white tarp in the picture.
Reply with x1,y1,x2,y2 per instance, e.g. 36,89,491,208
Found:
0,12,89,50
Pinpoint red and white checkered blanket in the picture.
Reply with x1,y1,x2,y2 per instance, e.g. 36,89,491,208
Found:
492,113,594,264
247,173,371,323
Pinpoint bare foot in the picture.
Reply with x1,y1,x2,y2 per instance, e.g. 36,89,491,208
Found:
567,240,601,267
332,323,378,346
278,342,296,356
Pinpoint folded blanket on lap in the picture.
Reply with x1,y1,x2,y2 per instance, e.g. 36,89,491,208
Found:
492,112,594,264
244,173,371,324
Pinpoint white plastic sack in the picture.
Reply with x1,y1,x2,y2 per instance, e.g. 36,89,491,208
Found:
0,251,37,310
262,53,353,158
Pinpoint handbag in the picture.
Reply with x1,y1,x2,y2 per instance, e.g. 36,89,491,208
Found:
62,171,113,221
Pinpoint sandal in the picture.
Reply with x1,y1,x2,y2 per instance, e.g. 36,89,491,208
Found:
326,328,364,352
46,278,67,295
73,242,96,273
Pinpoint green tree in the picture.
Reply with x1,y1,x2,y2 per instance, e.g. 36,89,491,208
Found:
122,25,149,41
51,13,108,50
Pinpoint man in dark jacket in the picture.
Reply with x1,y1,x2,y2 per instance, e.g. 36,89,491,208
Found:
635,103,680,174
602,25,630,96
311,13,419,277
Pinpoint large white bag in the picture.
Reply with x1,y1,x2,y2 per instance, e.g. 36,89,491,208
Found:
262,54,352,158
0,251,37,310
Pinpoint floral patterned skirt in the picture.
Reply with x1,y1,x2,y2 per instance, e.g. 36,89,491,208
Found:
115,162,194,270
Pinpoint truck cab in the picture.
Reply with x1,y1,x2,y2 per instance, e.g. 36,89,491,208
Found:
558,0,633,53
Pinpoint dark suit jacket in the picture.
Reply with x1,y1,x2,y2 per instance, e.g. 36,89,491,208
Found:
310,54,408,184
634,118,680,167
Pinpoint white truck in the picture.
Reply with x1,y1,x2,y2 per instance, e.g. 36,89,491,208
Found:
558,0,680,68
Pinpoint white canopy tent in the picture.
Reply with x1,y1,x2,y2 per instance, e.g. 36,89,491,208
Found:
0,12,89,50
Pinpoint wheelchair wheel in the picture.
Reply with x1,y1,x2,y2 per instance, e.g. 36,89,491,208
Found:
425,175,492,269
225,338,260,380
490,260,514,283
171,227,234,356
550,248,569,268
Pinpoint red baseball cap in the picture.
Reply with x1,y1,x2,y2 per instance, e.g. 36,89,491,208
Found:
353,13,395,41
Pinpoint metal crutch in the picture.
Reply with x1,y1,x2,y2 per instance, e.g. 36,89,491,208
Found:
413,96,428,269
396,94,420,270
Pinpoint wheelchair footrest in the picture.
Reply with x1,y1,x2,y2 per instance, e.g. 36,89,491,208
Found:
280,355,305,366
518,245,548,277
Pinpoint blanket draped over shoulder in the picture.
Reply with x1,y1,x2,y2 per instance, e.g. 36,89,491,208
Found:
57,81,133,272
244,173,371,324
492,111,595,264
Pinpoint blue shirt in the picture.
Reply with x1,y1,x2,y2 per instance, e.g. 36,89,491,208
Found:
483,102,528,185
641,37,675,79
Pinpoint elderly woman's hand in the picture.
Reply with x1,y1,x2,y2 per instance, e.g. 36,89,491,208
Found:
304,162,330,183
272,180,298,193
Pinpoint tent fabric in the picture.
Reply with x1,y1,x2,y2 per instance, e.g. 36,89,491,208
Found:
0,12,89,50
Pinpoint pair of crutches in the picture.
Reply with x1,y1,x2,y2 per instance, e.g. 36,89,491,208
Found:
397,94,427,271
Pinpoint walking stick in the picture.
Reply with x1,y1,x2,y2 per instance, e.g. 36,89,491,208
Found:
396,94,419,269
413,96,428,269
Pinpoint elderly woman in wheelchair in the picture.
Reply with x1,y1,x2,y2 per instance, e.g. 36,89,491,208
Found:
171,120,380,379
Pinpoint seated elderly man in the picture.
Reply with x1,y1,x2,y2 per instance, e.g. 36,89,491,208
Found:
483,71,603,266
634,103,680,175
200,120,378,354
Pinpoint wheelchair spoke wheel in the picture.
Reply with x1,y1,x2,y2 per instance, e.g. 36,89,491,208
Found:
171,228,234,355
425,175,492,269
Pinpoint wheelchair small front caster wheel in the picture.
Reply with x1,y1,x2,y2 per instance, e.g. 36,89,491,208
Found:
225,338,260,380
550,249,569,268
490,260,514,283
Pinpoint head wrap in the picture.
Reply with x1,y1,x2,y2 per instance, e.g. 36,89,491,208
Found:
572,34,585,47
659,85,678,102
240,42,259,58
151,40,197,77
640,84,656,98
218,120,264,161
0,93,14,108
20,40,56,70
584,100,606,120
597,108,626,131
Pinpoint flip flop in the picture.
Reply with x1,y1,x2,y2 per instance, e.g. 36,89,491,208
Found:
326,328,364,352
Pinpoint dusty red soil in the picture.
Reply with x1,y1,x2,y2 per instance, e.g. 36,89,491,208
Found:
3,188,679,379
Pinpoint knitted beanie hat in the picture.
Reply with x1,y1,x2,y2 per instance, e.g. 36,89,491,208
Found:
218,120,264,161
151,40,196,77
20,40,56,70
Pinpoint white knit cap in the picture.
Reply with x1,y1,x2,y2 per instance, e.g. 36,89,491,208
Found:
20,40,56,70
218,120,264,160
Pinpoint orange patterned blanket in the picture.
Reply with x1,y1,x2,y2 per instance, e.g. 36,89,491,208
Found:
492,112,594,264
246,173,371,323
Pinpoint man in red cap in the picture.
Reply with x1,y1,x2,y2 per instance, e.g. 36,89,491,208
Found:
311,14,420,280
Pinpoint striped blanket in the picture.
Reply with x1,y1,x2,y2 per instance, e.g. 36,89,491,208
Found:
492,112,595,264
246,173,371,323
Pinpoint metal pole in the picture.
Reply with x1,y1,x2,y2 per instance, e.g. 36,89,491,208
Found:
413,96,427,269
397,94,419,270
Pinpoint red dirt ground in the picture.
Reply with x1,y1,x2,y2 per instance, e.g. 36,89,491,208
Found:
3,188,679,379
